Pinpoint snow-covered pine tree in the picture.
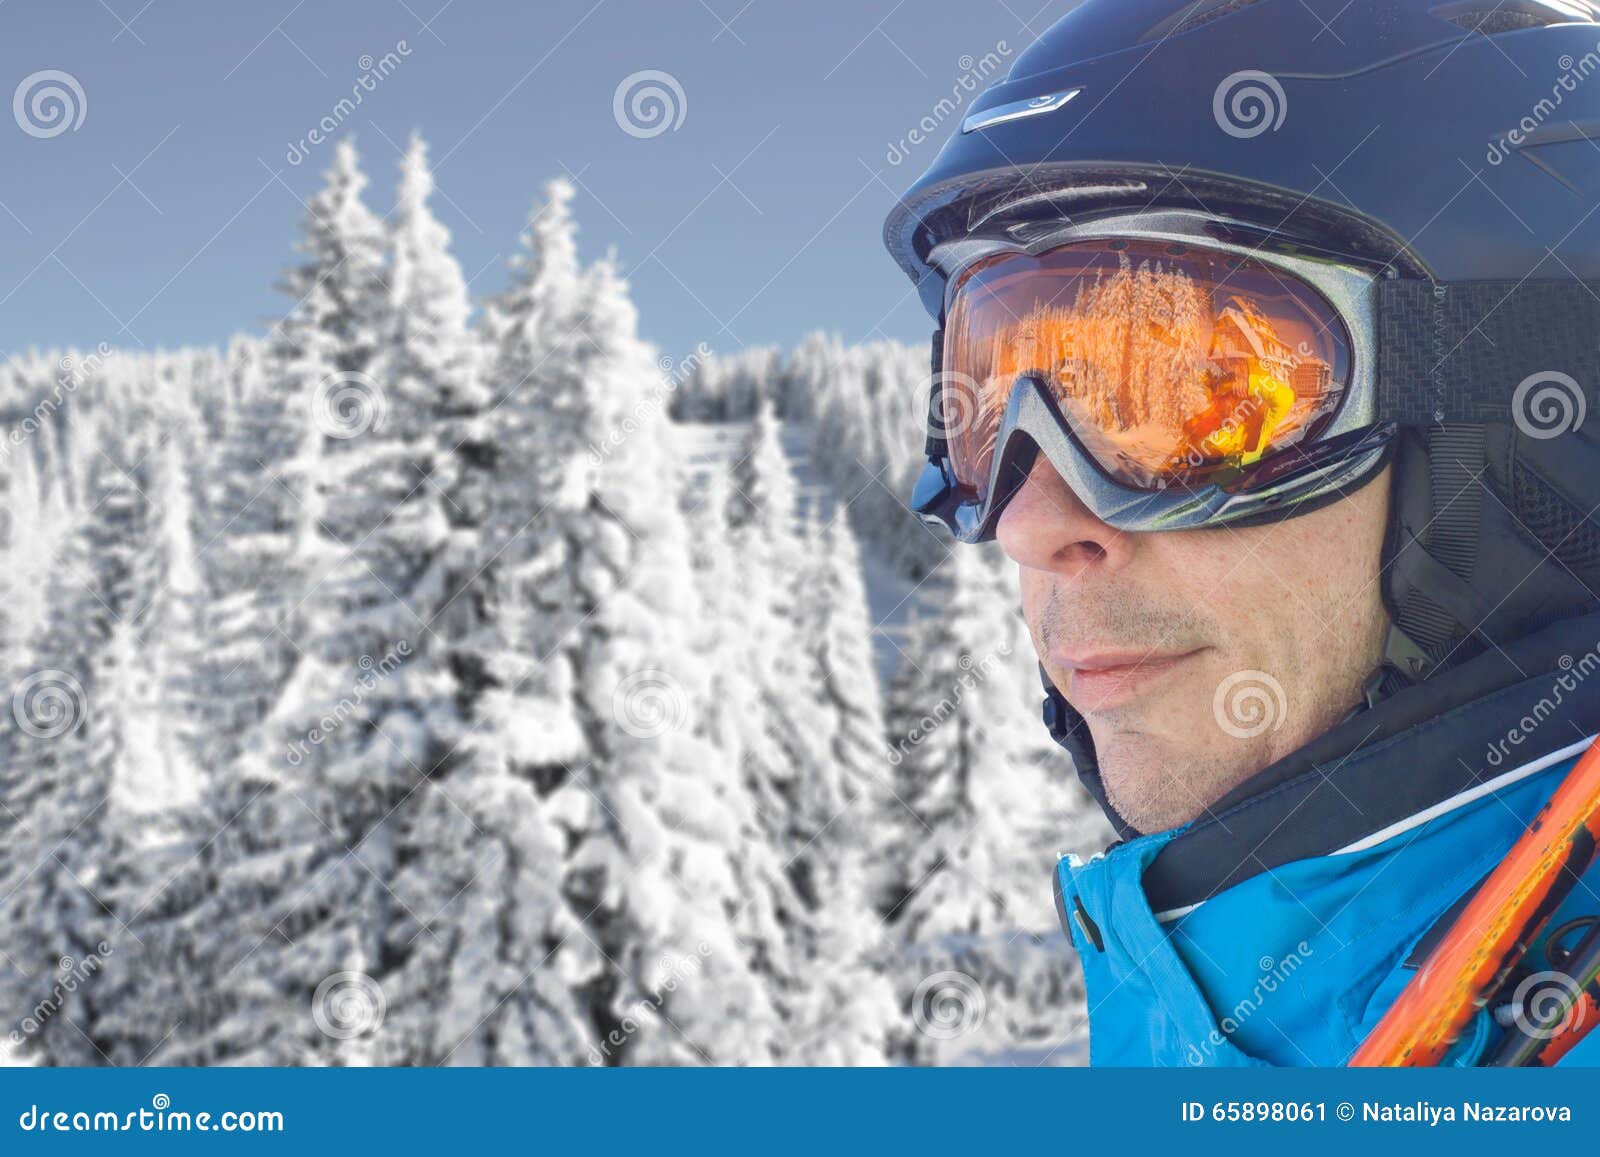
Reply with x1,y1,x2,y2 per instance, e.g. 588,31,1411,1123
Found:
84,429,229,1063
196,338,305,757
133,436,208,811
152,134,472,1065
795,509,889,830
880,542,1082,1064
194,140,391,773
359,140,597,1068
352,177,609,1067
477,187,774,1064
272,139,390,383
670,354,725,422
783,331,849,425
580,282,736,1060
710,399,906,1061
385,134,488,424
96,336,327,1068
0,436,71,684
727,396,798,546
669,346,786,422
462,179,589,771
678,463,789,1061
719,399,828,1025
804,338,934,579
270,137,390,552
0,424,166,1065
782,506,897,1064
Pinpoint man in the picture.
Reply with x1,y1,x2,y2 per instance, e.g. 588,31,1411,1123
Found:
884,0,1600,1066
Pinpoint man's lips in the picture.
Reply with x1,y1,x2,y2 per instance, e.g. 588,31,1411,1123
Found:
1054,647,1207,712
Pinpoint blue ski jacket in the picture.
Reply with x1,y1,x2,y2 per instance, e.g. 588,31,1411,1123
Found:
1051,612,1600,1067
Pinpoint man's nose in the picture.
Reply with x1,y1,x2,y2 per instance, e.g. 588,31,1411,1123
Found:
994,453,1137,576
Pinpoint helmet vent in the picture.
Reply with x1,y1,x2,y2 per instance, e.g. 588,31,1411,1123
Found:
1432,1,1600,35
965,182,1149,234
1141,0,1267,42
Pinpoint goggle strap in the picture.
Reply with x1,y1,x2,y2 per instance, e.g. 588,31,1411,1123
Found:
1387,425,1496,676
924,326,947,460
1378,279,1600,425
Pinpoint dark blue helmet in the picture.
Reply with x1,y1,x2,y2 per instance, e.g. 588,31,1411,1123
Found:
887,0,1600,292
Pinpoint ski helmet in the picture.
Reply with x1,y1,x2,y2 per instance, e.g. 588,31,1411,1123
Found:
884,0,1600,760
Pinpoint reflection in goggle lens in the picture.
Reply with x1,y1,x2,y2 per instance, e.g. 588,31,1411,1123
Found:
941,241,1351,498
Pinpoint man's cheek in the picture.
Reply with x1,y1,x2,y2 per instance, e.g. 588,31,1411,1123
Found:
1153,649,1227,739
1019,586,1056,668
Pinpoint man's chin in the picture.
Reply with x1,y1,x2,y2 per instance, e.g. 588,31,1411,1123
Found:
1091,725,1262,835
1069,684,1193,732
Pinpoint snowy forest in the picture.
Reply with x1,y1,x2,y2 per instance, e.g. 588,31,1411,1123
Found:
0,135,1109,1067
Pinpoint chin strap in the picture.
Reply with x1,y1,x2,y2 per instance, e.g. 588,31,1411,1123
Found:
1040,664,1072,747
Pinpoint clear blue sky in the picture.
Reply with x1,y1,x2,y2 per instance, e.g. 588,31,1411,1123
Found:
0,0,1079,364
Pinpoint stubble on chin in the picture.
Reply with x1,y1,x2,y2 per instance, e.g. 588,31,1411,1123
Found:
1092,725,1254,835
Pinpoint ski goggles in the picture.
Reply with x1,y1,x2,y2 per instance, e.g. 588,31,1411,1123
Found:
912,223,1396,541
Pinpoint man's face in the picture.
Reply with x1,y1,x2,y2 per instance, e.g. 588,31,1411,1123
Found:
996,455,1393,835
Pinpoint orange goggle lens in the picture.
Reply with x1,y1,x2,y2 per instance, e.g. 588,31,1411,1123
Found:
940,240,1353,497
